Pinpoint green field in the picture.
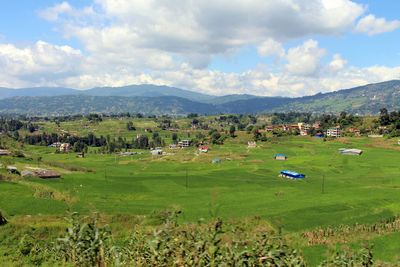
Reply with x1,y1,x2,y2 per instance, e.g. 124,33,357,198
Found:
2,133,400,264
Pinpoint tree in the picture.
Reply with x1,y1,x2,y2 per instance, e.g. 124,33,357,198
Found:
229,125,236,137
126,121,136,131
379,108,390,126
172,133,178,142
252,127,261,141
211,132,223,144
187,113,198,118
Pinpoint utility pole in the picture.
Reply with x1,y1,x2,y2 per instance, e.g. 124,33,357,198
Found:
185,168,188,189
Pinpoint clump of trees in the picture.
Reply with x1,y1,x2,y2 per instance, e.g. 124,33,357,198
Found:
378,108,400,136
208,129,226,144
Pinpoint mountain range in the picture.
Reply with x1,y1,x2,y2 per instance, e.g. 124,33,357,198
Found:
0,80,399,116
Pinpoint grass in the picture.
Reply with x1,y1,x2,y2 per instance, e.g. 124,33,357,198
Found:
1,134,400,263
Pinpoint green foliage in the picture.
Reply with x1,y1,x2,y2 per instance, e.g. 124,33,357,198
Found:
55,212,111,266
41,211,306,266
319,246,374,267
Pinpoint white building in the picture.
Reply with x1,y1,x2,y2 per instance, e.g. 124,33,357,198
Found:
326,127,341,138
178,140,191,148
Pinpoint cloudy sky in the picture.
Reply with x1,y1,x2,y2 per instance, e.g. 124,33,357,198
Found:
0,0,399,96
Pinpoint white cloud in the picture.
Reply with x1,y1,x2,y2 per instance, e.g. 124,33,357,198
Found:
0,41,83,87
257,39,285,58
328,54,348,75
285,39,326,77
355,14,400,35
42,0,365,69
38,2,73,21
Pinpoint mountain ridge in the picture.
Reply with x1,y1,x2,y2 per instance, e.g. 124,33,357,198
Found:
0,80,399,115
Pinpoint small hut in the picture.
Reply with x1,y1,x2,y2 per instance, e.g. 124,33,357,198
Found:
279,170,306,179
338,148,362,155
77,152,85,158
274,155,287,160
7,166,19,175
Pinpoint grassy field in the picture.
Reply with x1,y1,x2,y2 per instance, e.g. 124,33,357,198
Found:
1,132,400,264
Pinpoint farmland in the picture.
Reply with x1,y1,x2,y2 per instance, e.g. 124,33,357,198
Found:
1,116,400,265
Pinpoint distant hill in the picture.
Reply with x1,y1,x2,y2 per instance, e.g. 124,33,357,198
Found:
84,84,214,102
0,80,399,115
268,80,400,115
0,87,76,99
203,94,260,105
0,95,217,116
0,84,213,102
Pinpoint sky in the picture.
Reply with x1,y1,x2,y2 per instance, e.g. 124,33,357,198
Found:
0,0,400,97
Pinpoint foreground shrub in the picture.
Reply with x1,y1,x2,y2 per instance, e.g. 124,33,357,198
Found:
17,210,389,266
47,210,304,266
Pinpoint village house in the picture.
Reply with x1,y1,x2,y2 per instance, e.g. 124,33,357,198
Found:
60,143,70,152
199,146,209,153
265,126,273,132
178,140,191,148
326,126,341,138
313,122,321,129
0,150,11,156
169,144,178,149
248,141,256,148
274,155,287,160
150,149,163,155
298,123,311,136
349,128,361,136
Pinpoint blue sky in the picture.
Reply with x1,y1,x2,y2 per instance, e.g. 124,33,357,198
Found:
0,0,399,96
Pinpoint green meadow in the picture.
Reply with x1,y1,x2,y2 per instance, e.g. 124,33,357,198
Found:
1,133,400,263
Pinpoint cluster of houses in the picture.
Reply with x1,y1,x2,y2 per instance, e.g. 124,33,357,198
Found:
265,122,321,136
264,123,365,138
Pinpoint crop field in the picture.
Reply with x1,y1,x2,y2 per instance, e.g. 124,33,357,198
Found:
1,130,400,264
